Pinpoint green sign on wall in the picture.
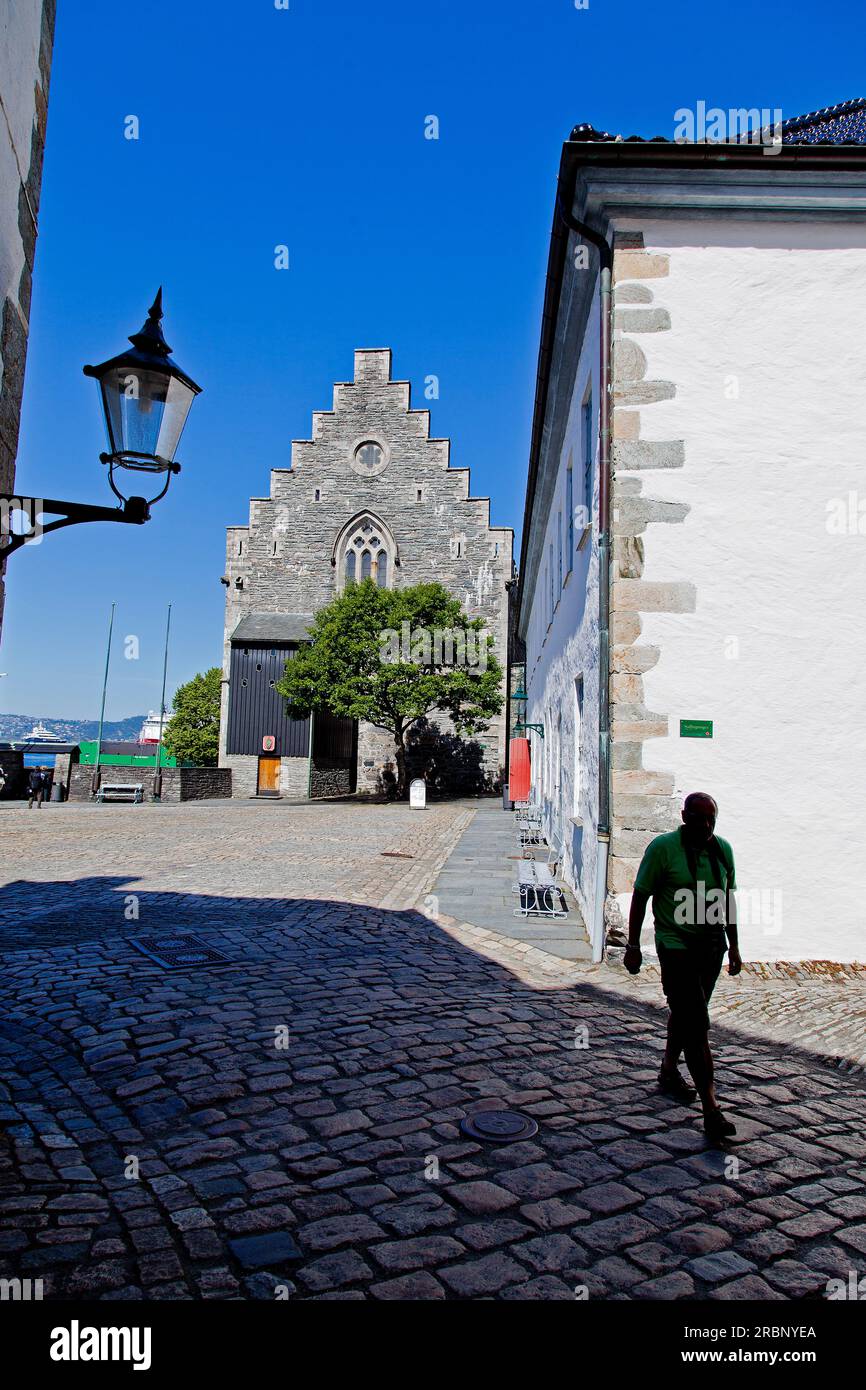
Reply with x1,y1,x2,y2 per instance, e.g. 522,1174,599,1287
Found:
680,719,713,739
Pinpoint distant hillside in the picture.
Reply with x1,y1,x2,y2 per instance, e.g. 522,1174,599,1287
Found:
0,713,146,743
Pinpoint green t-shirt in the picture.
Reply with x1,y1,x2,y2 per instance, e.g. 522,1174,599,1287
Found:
634,828,736,950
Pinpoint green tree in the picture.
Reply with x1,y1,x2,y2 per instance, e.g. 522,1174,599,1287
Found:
276,580,503,795
163,667,222,766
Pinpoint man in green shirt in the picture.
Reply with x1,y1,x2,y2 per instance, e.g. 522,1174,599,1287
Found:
624,791,742,1141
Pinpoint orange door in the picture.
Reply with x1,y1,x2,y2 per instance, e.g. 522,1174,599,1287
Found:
509,738,531,801
257,756,280,795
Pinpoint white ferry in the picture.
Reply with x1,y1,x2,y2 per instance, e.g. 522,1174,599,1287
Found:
138,710,173,744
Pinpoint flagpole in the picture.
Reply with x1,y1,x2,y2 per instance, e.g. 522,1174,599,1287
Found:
153,603,171,801
92,601,115,798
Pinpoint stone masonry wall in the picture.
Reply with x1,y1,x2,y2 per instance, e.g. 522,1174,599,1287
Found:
68,765,231,803
178,767,232,801
309,760,353,799
220,349,513,797
0,1,55,635
608,233,692,921
221,753,309,800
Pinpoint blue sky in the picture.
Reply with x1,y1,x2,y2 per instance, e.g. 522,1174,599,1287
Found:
2,0,861,718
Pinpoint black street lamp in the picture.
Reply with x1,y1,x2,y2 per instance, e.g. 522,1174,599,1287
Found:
0,290,201,558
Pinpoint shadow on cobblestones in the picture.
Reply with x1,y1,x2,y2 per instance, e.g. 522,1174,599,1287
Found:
0,875,864,1301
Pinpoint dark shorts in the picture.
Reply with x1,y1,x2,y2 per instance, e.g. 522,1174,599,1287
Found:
657,942,725,1036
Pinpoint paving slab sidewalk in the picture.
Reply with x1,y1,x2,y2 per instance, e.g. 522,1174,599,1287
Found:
429,802,593,963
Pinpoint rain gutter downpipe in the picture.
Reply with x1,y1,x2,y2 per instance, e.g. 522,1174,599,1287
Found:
555,190,613,962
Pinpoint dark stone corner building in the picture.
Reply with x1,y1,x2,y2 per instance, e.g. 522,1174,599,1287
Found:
219,349,513,799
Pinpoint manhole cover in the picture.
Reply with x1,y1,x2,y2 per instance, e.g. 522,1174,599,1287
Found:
128,936,230,969
459,1110,539,1144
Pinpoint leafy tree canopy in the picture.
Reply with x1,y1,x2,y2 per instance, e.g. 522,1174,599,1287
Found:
163,666,222,767
276,581,502,792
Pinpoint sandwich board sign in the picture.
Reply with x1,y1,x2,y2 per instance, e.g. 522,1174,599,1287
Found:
409,778,426,810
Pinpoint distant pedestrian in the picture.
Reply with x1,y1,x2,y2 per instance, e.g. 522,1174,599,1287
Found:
27,767,48,809
624,792,742,1141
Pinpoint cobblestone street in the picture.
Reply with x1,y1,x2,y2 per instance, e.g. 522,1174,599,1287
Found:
1,799,865,1302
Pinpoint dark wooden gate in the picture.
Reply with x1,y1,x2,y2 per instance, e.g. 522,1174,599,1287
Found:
310,710,357,798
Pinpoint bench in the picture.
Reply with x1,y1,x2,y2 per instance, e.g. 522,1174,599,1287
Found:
96,783,144,804
516,813,543,850
513,834,567,918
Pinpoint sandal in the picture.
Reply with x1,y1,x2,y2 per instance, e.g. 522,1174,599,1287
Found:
703,1108,737,1140
658,1067,696,1103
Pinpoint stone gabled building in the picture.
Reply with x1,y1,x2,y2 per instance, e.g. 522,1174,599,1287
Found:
220,348,513,799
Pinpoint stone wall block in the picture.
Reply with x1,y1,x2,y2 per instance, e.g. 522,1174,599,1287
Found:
614,381,676,408
611,716,668,741
611,612,642,645
612,498,690,533
614,283,653,305
614,440,686,471
611,827,659,859
612,769,676,796
613,534,644,579
613,580,696,614
611,643,660,674
613,251,670,283
615,308,672,333
610,740,642,771
614,792,678,821
613,408,640,441
610,671,644,704
612,338,647,384
612,806,680,835
609,856,644,894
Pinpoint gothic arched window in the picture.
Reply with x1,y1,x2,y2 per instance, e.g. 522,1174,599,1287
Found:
334,513,397,591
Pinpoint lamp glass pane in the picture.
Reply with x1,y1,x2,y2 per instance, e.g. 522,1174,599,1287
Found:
99,367,193,468
154,375,196,463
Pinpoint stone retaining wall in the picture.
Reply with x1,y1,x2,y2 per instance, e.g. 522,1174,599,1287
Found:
68,765,232,803
310,758,353,799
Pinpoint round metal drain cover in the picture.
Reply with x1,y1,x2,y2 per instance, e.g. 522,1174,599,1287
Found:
459,1110,539,1144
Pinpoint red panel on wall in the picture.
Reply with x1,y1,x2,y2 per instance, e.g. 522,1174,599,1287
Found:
509,738,531,802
